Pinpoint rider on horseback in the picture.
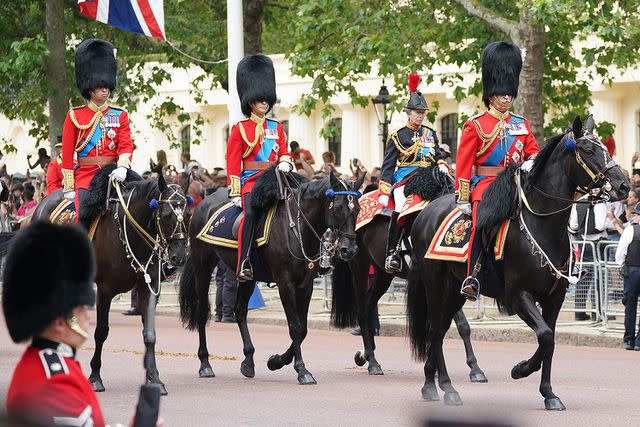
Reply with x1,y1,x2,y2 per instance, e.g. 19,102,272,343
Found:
456,42,540,300
226,55,294,281
61,39,133,220
378,74,450,273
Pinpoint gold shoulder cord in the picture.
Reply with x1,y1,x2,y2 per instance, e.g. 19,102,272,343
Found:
391,132,421,164
239,120,265,159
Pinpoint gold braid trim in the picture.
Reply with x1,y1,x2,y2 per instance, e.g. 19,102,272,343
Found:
62,168,75,192
456,178,470,203
378,180,391,196
239,120,264,159
228,175,241,197
71,110,104,153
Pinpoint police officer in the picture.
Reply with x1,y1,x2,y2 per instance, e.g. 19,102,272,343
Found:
455,41,539,300
378,74,449,273
226,55,293,281
61,39,133,218
615,202,640,350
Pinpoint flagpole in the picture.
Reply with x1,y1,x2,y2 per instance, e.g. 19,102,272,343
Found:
227,0,244,125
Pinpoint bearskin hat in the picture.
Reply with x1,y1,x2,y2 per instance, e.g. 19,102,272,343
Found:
481,41,523,108
2,223,96,343
75,38,117,100
404,73,428,111
236,54,277,117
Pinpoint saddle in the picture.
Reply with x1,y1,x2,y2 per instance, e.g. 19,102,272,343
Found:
426,208,509,263
355,190,430,231
195,202,276,249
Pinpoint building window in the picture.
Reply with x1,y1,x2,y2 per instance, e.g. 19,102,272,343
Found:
180,125,191,155
325,118,342,167
440,113,458,160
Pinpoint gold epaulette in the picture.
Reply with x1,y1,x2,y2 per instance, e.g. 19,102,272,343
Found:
467,111,485,122
510,112,526,120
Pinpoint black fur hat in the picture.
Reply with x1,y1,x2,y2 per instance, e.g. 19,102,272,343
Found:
75,38,117,100
481,41,523,108
2,223,96,343
236,54,277,117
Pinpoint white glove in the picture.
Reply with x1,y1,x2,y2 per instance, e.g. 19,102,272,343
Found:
521,159,534,172
231,196,242,208
457,202,471,216
378,194,389,207
277,161,293,173
110,166,128,182
438,163,450,174
63,190,75,201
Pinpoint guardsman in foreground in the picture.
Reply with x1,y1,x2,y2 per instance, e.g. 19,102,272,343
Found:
226,54,293,281
61,38,133,217
378,74,449,273
455,41,539,300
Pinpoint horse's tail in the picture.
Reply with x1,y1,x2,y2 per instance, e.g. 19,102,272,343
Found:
406,261,429,362
0,231,16,258
178,254,201,331
330,260,358,328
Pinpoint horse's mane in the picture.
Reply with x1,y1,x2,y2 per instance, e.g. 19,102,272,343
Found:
300,177,330,200
79,164,144,228
250,167,310,211
523,132,565,194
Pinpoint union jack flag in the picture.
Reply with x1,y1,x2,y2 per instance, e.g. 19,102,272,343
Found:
78,0,166,41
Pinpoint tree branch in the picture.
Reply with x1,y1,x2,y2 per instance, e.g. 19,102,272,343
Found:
266,2,291,10
451,0,518,41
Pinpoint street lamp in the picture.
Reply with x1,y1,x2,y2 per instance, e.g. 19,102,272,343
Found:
372,82,391,147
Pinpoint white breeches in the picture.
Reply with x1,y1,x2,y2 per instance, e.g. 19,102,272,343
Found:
393,186,406,212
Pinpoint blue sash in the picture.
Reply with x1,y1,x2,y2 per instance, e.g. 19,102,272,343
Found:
77,122,104,158
392,128,433,190
242,119,278,185
472,115,524,187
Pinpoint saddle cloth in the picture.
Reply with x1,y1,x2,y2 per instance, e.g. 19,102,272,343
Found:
355,190,430,231
426,208,509,263
49,199,76,224
196,202,276,248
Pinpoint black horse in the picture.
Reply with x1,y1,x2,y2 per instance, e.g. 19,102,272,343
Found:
406,116,629,409
32,167,190,395
331,212,487,382
179,170,364,384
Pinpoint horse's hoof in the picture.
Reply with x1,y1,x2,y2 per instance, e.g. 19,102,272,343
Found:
544,397,566,411
199,366,215,378
240,361,255,378
298,373,317,385
511,360,528,380
267,355,282,371
354,350,366,367
421,385,439,401
443,392,463,406
90,378,105,393
368,364,384,375
469,371,488,383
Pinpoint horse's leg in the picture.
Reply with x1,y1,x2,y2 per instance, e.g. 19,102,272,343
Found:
538,288,567,410
291,279,316,384
421,330,440,401
139,286,167,395
89,289,112,392
509,289,564,410
235,281,257,378
453,310,488,383
358,266,392,375
194,250,217,378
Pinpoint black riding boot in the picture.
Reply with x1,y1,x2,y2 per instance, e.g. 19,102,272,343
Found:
384,211,403,274
460,230,482,301
238,195,257,282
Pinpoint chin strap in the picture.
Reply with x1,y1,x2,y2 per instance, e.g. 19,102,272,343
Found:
67,315,89,339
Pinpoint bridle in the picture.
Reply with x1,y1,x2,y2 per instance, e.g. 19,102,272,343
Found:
325,185,361,240
151,183,189,246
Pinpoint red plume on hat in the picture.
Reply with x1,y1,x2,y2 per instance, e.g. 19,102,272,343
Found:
408,73,420,93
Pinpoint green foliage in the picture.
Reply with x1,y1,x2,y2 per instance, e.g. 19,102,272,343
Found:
282,0,640,138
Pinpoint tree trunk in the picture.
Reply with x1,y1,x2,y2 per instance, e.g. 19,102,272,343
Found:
243,0,267,55
46,0,67,151
514,8,545,144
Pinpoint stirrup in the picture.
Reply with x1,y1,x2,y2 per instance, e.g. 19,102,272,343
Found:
238,258,253,281
384,254,402,274
460,276,480,301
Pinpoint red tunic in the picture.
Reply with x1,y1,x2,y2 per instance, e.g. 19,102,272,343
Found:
6,341,105,427
61,103,133,191
226,116,290,198
455,110,539,203
46,157,63,195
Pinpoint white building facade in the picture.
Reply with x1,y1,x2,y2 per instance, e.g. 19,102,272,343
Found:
2,54,640,176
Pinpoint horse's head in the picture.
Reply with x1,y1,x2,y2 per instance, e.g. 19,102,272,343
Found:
153,174,190,267
325,171,365,261
563,115,629,201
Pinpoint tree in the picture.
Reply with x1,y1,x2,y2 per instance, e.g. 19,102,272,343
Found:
283,0,640,142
